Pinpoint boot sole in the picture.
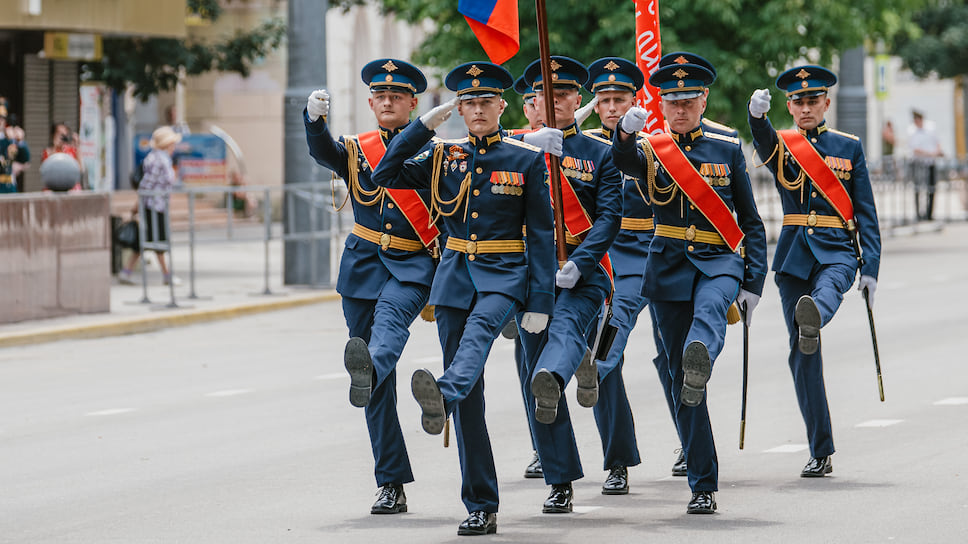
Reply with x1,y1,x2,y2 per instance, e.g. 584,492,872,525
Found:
370,504,408,514
680,341,711,407
574,348,598,408
795,295,821,355
344,337,372,408
532,370,561,424
411,369,445,435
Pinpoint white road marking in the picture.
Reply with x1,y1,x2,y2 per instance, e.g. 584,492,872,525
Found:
855,419,903,428
86,408,135,416
764,444,808,453
205,389,252,398
934,397,968,406
314,373,346,381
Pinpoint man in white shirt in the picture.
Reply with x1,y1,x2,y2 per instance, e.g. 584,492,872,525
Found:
908,109,943,221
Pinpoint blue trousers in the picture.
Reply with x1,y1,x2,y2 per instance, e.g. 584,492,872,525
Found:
775,263,855,458
436,293,520,514
513,330,539,451
651,273,739,492
593,273,643,470
342,277,430,487
523,282,608,485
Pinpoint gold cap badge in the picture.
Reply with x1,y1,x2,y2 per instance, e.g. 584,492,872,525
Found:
466,65,483,77
604,60,620,71
673,68,688,79
550,60,561,71
674,56,689,65
382,60,398,72
796,69,811,79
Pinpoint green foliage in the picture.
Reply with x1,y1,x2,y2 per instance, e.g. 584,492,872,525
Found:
893,0,968,79
85,7,286,102
334,0,928,135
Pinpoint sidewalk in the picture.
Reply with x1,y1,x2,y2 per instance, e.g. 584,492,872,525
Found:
0,224,341,348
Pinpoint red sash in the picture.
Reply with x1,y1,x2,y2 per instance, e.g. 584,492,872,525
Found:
357,130,440,246
778,130,855,224
544,155,614,284
647,133,745,252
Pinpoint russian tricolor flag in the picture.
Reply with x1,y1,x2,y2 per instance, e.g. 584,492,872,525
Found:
458,0,519,64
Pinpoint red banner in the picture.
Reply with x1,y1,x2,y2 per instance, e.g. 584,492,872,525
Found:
634,0,664,134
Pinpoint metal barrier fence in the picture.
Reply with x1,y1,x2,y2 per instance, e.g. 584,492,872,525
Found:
129,181,350,308
128,159,968,307
748,155,968,242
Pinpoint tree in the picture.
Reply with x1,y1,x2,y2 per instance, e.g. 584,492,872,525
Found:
893,0,968,157
84,0,286,101
334,0,927,135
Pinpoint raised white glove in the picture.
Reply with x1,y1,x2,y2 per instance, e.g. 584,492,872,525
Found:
736,289,761,325
858,275,877,309
307,89,330,122
419,97,459,131
522,126,563,157
749,88,771,119
520,312,550,334
556,260,581,289
575,96,599,126
620,107,648,134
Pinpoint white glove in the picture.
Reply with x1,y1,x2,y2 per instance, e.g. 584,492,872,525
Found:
620,107,648,134
520,312,550,334
748,88,771,119
419,97,459,131
522,127,563,157
556,260,581,289
736,289,761,326
307,89,330,122
575,96,599,126
858,275,877,309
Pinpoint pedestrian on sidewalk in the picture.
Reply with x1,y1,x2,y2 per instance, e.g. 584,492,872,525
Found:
120,126,182,286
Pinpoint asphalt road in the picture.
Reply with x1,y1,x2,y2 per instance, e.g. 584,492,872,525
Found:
1,225,966,543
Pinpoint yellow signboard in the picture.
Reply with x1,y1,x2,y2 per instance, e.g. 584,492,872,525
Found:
44,32,103,62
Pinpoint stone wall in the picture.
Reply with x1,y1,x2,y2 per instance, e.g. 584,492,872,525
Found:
0,193,111,324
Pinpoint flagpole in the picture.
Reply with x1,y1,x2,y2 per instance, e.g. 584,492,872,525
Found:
534,0,568,263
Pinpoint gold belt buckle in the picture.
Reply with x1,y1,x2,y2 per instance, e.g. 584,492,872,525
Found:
380,233,391,250
807,213,818,227
684,225,697,242
465,241,477,255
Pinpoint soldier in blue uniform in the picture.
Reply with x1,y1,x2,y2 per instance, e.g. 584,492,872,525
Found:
612,53,768,513
654,51,743,477
747,65,881,477
516,56,624,514
579,56,647,495
372,61,556,536
304,59,437,515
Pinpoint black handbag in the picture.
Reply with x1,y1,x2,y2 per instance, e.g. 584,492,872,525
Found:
116,220,140,250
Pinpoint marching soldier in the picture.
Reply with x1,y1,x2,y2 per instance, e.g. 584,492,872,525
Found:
747,65,881,477
518,56,624,513
580,56,647,495
654,51,743,477
612,53,768,513
304,59,438,515
372,61,556,536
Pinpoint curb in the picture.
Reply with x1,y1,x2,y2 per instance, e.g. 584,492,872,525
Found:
0,291,342,349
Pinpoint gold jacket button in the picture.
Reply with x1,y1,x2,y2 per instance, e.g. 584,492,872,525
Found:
807,228,814,235
471,211,479,219
811,137,818,143
475,167,483,174
687,245,695,252
478,148,486,155
811,191,817,198
685,145,692,151
473,189,480,196
387,202,395,209
470,233,478,240
468,255,476,261
385,223,392,230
